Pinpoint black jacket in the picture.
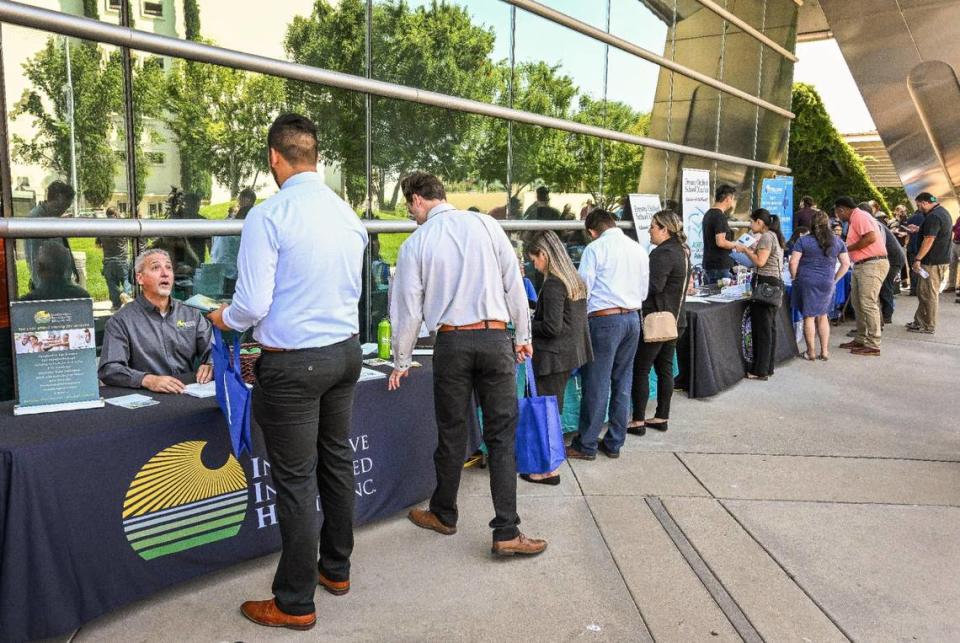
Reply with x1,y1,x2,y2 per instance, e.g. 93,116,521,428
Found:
531,276,593,376
641,237,690,332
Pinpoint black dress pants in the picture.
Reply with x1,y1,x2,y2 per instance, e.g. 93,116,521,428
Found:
749,279,780,378
252,337,362,616
534,369,571,411
431,329,520,542
631,339,677,420
879,264,899,322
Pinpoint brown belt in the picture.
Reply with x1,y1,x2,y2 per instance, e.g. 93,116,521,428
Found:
588,307,636,319
438,320,507,332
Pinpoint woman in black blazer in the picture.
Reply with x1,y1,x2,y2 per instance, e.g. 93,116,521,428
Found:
523,230,593,485
630,210,690,434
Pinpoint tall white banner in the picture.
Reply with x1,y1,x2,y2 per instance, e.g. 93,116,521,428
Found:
681,168,711,267
627,193,662,250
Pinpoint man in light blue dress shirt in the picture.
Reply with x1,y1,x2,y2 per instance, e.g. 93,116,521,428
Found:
209,114,367,631
567,208,649,460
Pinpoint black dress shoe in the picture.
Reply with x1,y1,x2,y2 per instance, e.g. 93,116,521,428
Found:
627,424,646,436
597,442,620,459
520,473,561,486
646,420,669,432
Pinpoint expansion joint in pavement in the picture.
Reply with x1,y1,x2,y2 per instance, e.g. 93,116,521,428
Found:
716,500,854,642
646,496,762,642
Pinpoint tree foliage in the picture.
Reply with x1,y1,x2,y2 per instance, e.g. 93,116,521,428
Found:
164,58,283,198
286,0,498,208
12,38,122,207
184,0,201,41
789,83,888,212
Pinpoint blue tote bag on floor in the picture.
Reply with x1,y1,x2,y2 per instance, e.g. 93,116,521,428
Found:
211,328,252,458
515,357,565,475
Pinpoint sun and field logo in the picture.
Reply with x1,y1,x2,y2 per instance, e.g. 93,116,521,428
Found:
122,441,248,561
33,310,51,324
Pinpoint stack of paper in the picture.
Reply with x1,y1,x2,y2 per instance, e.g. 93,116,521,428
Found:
184,381,217,398
105,394,159,409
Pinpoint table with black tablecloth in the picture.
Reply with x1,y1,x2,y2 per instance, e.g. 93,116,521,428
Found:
676,298,798,398
0,361,451,643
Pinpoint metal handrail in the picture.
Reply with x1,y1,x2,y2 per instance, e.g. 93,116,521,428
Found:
0,1,791,174
0,216,751,238
0,217,624,237
502,0,795,118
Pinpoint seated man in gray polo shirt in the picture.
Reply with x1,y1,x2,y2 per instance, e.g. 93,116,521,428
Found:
99,249,213,393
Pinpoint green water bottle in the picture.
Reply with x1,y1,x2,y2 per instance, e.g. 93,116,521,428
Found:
377,318,392,360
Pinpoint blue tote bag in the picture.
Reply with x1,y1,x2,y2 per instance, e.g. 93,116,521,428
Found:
211,328,252,458
515,357,565,475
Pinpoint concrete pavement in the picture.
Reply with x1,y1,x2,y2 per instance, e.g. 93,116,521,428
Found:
69,294,960,641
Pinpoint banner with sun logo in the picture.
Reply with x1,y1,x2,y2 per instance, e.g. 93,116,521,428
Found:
122,441,249,560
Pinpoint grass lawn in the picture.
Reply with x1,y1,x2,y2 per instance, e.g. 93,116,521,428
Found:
373,210,411,265
16,237,109,302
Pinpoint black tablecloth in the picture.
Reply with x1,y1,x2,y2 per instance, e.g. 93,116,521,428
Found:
0,361,450,642
677,299,798,398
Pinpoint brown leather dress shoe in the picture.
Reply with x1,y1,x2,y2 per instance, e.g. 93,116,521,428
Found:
839,340,864,349
492,533,548,557
851,346,881,357
565,445,596,461
318,571,350,596
408,508,457,535
240,599,316,630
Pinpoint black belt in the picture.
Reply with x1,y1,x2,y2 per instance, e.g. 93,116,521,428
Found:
854,256,886,266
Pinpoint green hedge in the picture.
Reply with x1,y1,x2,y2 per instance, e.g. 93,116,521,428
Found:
789,83,889,213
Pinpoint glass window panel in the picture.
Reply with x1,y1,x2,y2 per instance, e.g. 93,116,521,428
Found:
609,0,673,55
5,26,131,338
365,98,508,340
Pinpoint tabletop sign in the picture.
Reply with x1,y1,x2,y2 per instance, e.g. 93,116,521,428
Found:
682,168,711,267
10,298,104,415
627,193,662,249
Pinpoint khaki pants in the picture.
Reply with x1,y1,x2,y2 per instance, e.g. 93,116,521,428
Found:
914,263,947,331
851,258,889,349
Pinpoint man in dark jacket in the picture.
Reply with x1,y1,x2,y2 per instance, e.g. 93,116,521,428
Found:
878,214,906,324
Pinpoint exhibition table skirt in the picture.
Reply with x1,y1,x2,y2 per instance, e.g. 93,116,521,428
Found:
677,298,798,398
0,362,443,642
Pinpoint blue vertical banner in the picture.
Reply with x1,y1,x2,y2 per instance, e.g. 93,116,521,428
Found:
760,176,794,241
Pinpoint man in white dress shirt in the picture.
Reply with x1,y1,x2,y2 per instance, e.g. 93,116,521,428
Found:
209,113,367,630
388,171,547,557
567,208,649,460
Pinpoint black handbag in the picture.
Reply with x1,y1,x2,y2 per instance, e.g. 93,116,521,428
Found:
750,238,784,307
751,280,784,307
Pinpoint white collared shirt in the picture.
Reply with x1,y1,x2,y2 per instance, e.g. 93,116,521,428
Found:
223,172,368,349
578,227,649,313
390,203,531,370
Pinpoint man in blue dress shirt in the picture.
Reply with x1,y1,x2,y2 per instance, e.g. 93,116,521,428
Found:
209,114,367,631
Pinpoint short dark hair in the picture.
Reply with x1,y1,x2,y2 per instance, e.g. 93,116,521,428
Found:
238,188,257,204
46,180,75,202
834,196,857,209
268,113,318,166
801,196,815,208
536,186,549,200
401,172,446,202
915,191,937,204
36,241,73,278
584,207,616,233
714,184,737,203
